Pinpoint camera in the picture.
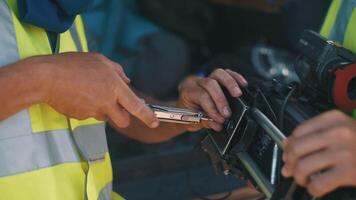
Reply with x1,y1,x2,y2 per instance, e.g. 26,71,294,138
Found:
201,30,356,200
294,30,356,110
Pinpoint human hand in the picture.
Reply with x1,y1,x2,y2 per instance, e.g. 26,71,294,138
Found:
38,52,159,128
178,68,247,131
282,110,356,197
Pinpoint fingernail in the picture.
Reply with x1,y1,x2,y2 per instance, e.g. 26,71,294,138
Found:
151,121,159,128
233,87,242,97
223,106,231,117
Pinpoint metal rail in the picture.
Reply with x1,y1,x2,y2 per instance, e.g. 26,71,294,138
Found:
251,108,287,149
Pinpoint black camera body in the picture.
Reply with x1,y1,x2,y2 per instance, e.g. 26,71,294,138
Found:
201,30,356,199
294,30,356,110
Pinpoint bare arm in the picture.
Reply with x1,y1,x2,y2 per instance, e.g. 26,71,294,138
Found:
0,53,159,128
0,57,47,120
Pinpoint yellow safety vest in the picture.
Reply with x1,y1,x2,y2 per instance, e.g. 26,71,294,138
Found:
320,0,356,118
0,0,124,199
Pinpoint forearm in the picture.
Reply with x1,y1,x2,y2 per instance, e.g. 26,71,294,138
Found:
0,57,47,120
115,116,189,143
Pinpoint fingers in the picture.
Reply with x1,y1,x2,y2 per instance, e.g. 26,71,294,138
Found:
106,105,131,128
116,79,159,128
197,93,226,124
198,78,231,118
93,53,131,84
201,119,223,131
94,113,108,122
185,119,223,132
292,110,346,138
210,69,242,97
207,121,223,131
281,110,356,197
178,69,248,131
178,80,225,130
292,149,336,186
226,69,248,87
110,61,131,84
283,124,354,177
307,168,345,197
282,131,329,177
200,68,248,120
184,124,202,132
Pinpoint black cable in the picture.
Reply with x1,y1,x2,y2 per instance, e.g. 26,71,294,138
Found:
257,89,278,124
273,86,297,187
185,169,232,200
257,85,296,188
278,87,297,132
257,89,283,188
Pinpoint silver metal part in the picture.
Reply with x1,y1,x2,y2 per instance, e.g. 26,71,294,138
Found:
271,144,279,185
149,104,211,124
251,108,286,149
238,152,274,198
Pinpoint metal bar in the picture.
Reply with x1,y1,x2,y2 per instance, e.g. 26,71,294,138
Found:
238,152,274,198
251,108,286,149
271,144,279,185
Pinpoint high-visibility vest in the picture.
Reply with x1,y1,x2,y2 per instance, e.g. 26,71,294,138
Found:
320,0,356,118
0,0,124,199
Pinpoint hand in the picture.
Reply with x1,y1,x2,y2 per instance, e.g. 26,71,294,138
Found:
282,110,356,197
38,52,159,128
178,68,247,131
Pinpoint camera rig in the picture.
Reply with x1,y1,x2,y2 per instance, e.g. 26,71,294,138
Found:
201,30,356,199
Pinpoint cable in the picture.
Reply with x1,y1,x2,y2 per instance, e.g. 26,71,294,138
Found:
257,89,278,124
257,85,296,187
278,87,297,132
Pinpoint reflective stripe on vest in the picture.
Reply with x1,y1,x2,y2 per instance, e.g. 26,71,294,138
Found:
328,0,356,43
0,0,121,199
320,0,356,118
0,128,81,177
0,0,18,66
70,24,84,52
321,0,356,50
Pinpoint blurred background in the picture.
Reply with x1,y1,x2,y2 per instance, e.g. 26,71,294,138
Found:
81,0,331,199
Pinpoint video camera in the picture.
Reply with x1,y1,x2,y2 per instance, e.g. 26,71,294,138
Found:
201,30,356,200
